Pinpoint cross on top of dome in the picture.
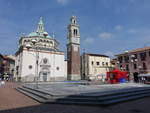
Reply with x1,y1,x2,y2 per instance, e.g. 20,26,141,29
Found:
37,17,45,33
28,17,52,38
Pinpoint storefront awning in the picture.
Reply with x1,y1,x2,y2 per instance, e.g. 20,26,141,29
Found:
139,74,150,77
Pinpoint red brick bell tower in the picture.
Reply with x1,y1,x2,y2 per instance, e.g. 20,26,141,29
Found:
67,16,81,80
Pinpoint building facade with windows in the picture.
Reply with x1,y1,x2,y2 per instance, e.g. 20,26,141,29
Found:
0,54,4,78
0,55,15,80
15,17,67,82
116,46,150,81
81,53,111,81
3,55,15,76
110,58,118,69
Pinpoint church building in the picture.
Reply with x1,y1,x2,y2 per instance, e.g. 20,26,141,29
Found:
15,17,67,82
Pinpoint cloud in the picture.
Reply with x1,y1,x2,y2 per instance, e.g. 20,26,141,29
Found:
105,51,115,58
56,0,69,5
84,37,94,44
128,29,137,33
115,25,123,31
98,32,113,39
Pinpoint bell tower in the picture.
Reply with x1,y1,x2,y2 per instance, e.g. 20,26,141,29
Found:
67,16,81,80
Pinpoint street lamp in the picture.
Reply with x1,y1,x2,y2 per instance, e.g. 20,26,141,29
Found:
129,54,135,82
26,39,39,89
138,65,142,74
129,54,138,82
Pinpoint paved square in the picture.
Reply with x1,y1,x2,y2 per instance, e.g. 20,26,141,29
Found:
25,82,150,96
2,82,150,113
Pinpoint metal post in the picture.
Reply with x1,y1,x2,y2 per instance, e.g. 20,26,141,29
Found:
35,46,39,89
26,41,39,87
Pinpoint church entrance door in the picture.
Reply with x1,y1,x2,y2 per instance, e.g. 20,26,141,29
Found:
43,72,47,82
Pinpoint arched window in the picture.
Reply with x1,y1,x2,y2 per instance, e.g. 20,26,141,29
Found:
74,29,78,36
56,67,60,70
76,29,78,35
74,29,76,36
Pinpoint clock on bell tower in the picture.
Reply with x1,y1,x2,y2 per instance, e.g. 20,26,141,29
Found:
67,16,81,80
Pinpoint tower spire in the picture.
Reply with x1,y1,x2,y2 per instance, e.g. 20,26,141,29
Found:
70,16,77,24
37,17,45,33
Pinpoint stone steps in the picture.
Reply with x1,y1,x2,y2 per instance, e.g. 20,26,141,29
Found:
98,89,150,101
16,87,98,102
45,90,150,105
19,87,51,99
16,86,150,106
100,93,150,105
16,87,46,103
23,86,53,96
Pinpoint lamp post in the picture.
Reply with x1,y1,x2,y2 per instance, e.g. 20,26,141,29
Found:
26,39,39,89
130,54,139,82
129,54,135,82
138,65,142,74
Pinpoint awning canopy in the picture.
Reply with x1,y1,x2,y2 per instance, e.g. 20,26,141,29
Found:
139,74,150,77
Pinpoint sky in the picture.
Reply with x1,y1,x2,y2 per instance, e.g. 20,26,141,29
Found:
1,0,150,58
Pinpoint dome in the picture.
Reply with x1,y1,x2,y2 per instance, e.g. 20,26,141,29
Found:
46,35,52,38
28,32,39,37
27,18,53,38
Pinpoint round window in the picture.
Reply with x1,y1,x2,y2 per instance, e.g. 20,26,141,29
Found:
29,65,32,69
43,58,48,64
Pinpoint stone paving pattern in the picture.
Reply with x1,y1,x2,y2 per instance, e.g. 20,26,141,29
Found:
1,82,150,113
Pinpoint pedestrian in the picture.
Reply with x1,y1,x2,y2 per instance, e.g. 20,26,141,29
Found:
143,77,146,84
0,80,5,86
141,77,143,83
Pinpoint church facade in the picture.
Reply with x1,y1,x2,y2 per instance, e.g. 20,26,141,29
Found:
15,17,67,82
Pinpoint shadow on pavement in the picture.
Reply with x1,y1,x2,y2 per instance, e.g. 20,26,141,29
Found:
0,103,108,113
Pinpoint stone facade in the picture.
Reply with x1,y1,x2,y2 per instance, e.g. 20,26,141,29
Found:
67,16,81,80
110,58,118,69
81,53,111,81
0,54,4,78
